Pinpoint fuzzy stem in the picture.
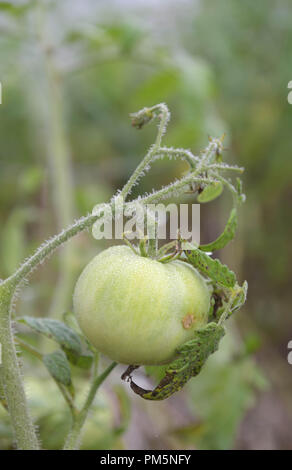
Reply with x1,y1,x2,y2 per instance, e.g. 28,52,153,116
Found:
63,362,117,450
0,170,195,449
157,147,198,168
211,172,239,203
120,104,170,200
208,163,244,173
0,282,39,449
5,213,98,289
139,174,216,204
152,103,170,147
5,170,211,290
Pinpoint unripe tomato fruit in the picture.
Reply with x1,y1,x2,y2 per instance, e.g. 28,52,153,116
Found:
74,246,211,365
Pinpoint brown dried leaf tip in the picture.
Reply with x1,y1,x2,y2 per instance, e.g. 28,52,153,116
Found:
182,313,194,329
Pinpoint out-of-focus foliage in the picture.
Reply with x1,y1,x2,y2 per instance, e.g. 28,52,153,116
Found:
0,0,290,450
0,376,129,450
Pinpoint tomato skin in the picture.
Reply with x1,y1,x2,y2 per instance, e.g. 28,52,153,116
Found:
73,246,211,366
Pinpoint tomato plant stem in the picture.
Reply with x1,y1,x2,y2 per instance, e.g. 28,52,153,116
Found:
119,104,170,200
63,362,117,450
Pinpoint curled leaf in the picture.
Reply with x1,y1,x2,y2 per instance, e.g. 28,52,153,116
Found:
122,323,225,400
200,208,238,252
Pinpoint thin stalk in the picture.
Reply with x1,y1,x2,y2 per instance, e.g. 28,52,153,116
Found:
157,147,198,168
4,214,97,289
5,172,213,291
63,362,117,450
36,3,76,316
208,163,244,173
139,174,216,204
196,137,224,172
211,172,239,203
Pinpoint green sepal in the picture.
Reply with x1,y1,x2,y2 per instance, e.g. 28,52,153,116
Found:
185,249,236,288
199,208,238,252
125,323,225,401
197,181,223,203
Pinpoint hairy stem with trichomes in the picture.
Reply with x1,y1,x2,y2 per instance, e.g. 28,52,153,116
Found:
63,362,117,450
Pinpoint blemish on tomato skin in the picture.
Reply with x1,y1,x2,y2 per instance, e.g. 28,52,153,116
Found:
182,313,194,329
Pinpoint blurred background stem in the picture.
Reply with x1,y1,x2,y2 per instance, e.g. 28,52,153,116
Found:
36,2,76,317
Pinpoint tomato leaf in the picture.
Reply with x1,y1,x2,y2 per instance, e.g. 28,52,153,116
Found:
199,208,238,252
124,322,225,400
66,350,93,369
18,316,93,369
185,249,236,288
43,350,72,388
19,317,82,354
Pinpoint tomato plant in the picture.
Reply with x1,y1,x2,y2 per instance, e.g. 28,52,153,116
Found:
0,103,247,449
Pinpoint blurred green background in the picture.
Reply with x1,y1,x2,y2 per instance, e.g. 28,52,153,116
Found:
0,0,291,450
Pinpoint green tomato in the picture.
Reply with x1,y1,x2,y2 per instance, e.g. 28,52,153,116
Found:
74,246,211,366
